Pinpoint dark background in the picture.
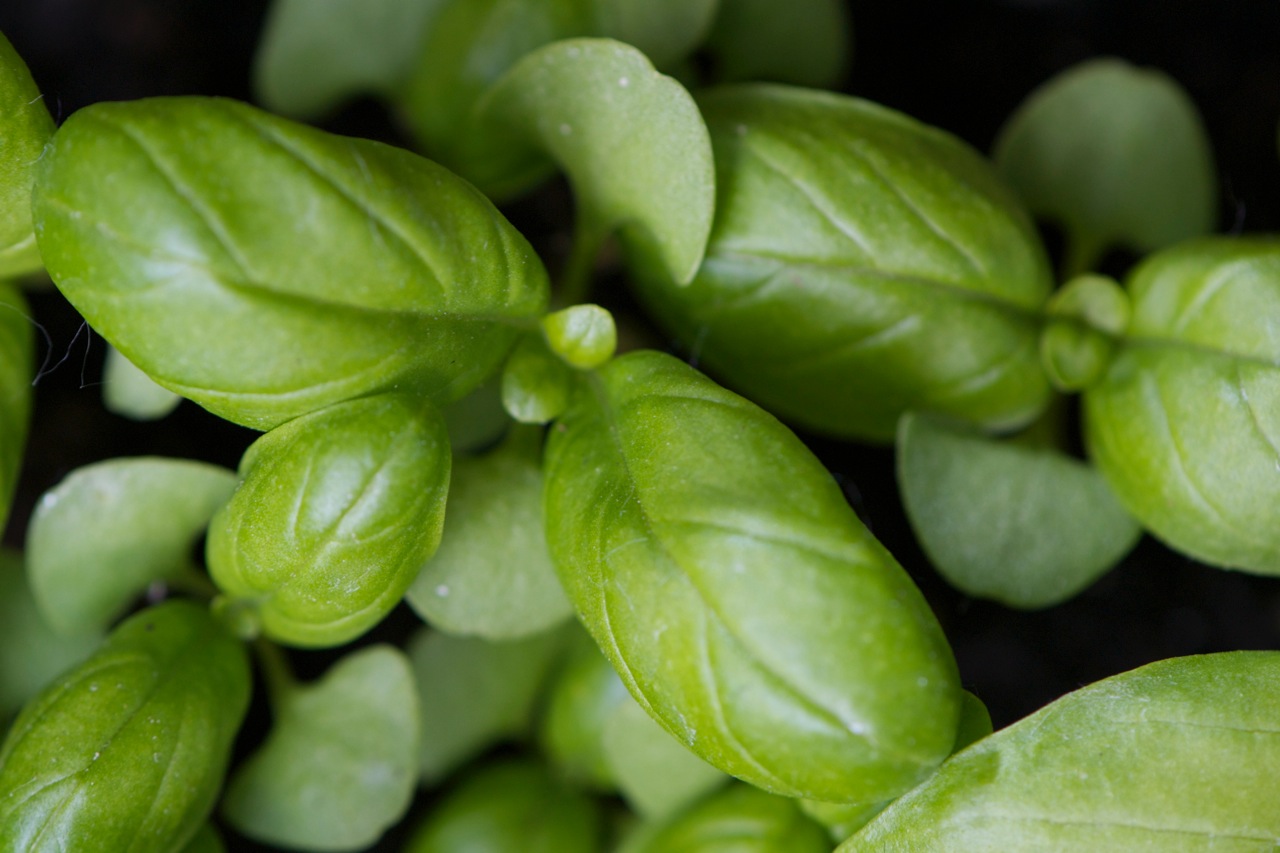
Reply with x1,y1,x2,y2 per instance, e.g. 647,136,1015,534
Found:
2,1,1279,849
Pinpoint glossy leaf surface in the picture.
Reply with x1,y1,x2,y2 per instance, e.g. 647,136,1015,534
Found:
623,784,829,853
28,457,237,635
994,58,1216,274
223,645,419,851
207,394,450,647
843,652,1280,851
102,344,182,420
630,85,1052,441
544,350,961,802
898,413,1141,608
0,31,54,277
704,0,850,88
33,96,548,429
407,428,572,639
405,760,600,853
0,601,251,852
1084,238,1280,574
0,282,32,532
409,626,567,783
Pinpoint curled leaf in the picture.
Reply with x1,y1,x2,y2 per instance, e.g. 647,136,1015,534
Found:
0,31,54,277
1039,274,1130,392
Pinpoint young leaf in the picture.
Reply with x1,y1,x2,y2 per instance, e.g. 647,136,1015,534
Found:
409,625,567,784
703,0,851,88
407,427,573,639
102,344,182,420
501,334,577,425
994,58,1216,276
207,394,451,647
222,645,419,852
544,350,961,803
0,31,55,277
539,627,631,789
0,600,251,851
27,457,238,636
0,282,32,532
622,784,830,853
541,303,618,369
629,85,1053,441
1039,274,1131,392
1084,237,1280,574
897,413,1141,609
33,96,549,430
842,652,1280,850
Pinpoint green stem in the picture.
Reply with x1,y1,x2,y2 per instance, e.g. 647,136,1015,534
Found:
555,218,607,309
1060,231,1104,282
254,638,298,710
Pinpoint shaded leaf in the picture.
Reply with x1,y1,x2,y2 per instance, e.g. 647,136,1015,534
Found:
178,825,225,853
538,627,631,789
102,344,182,420
0,282,32,532
0,31,54,277
622,784,829,853
704,0,850,88
501,335,576,425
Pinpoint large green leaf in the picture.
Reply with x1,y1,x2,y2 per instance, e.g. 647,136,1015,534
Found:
222,645,419,851
703,0,850,88
27,457,237,636
0,31,54,277
208,394,450,647
842,652,1280,850
1084,238,1280,574
0,600,251,852
621,784,829,853
994,58,1216,276
544,350,961,803
33,96,548,430
630,85,1053,441
0,281,32,533
898,413,1141,609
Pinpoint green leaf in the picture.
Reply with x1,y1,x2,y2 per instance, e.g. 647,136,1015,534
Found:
622,784,829,853
544,350,961,803
102,344,182,420
0,550,98,721
0,31,54,277
222,645,419,852
541,303,617,369
0,600,251,852
591,0,720,70
538,627,631,789
1039,274,1131,392
994,58,1217,276
953,690,994,752
27,457,238,636
0,281,32,533
442,377,512,453
407,428,572,639
33,96,548,430
704,0,851,88
178,825,225,853
208,394,451,647
842,652,1280,850
409,625,567,784
630,84,1053,441
1084,237,1280,574
501,334,576,425
898,413,1141,609
254,0,449,118
476,39,715,283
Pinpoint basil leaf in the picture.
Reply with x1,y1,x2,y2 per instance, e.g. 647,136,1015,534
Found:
898,413,1141,609
630,85,1053,441
208,394,451,647
405,759,601,853
33,96,548,430
410,625,567,784
0,281,32,532
28,457,237,636
0,31,54,277
539,627,631,789
544,350,961,803
704,0,851,88
1084,238,1280,574
102,344,182,420
843,651,1280,850
501,334,576,424
0,550,98,721
994,58,1216,276
222,645,419,851
442,378,511,453
0,600,251,851
179,825,225,853
592,0,719,70
623,784,829,853
407,427,573,640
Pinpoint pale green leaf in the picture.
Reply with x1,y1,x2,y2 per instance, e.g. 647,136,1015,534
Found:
898,413,1141,609
622,784,829,853
0,282,32,533
27,457,237,636
592,0,720,70
501,335,576,425
0,31,54,277
541,303,617,369
223,645,419,852
538,628,630,789
704,0,850,87
102,344,181,420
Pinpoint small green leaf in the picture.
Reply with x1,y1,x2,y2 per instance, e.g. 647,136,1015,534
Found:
208,394,451,647
501,335,576,425
0,282,32,533
953,690,994,752
34,96,548,430
1039,274,1131,392
0,31,55,277
843,652,1280,850
994,58,1217,275
27,457,237,636
898,413,1141,609
539,628,631,789
630,85,1053,441
408,428,572,639
409,625,567,784
0,600,251,852
102,344,182,420
541,303,617,369
623,784,829,853
222,645,419,852
545,350,961,803
1084,237,1280,574
704,0,851,88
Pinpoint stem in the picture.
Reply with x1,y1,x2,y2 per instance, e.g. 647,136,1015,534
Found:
1060,231,1103,282
555,217,607,309
253,638,298,710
